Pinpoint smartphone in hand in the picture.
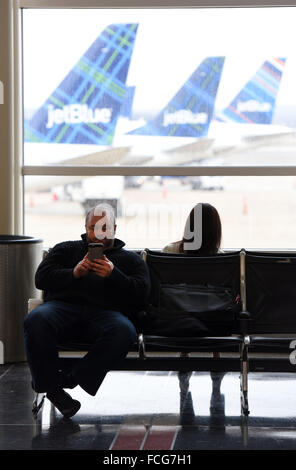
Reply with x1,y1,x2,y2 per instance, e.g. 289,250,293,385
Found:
88,243,104,261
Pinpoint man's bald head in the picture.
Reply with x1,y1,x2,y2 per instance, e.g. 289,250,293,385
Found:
85,203,117,249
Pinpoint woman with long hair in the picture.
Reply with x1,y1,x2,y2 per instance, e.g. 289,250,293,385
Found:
163,202,225,418
164,202,222,255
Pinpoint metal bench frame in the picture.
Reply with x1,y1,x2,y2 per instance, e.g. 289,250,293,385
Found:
33,248,296,419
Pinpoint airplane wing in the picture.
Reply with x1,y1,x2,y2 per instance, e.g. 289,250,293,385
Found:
119,137,216,165
212,127,295,157
241,130,295,146
26,146,132,192
61,146,132,166
210,141,296,166
164,138,215,155
119,154,154,166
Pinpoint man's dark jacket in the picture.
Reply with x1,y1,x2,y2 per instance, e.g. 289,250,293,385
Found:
35,235,150,317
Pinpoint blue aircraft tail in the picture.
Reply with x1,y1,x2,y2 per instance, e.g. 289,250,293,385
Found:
128,57,225,137
120,86,135,118
216,58,286,124
24,23,138,145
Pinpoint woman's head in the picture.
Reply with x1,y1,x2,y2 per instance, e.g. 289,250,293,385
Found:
181,202,222,255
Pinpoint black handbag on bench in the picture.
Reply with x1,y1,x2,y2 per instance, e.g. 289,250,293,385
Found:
138,249,242,337
141,282,241,337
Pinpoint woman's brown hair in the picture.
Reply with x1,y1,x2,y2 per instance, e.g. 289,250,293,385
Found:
181,202,222,255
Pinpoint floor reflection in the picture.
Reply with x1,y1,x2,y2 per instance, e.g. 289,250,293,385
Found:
2,364,296,450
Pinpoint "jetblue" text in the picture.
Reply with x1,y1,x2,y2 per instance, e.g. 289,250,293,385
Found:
46,104,112,128
236,100,271,113
163,110,208,127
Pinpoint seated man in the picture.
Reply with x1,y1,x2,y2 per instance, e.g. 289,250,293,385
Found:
24,203,150,418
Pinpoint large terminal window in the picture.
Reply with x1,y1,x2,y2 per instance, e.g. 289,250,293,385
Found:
22,6,296,249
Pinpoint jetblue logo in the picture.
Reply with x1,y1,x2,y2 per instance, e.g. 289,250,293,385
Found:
237,100,272,113
0,81,3,104
163,110,208,127
46,104,112,129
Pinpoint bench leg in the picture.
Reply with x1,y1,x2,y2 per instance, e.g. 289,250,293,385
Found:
177,370,195,423
178,370,192,397
210,371,226,416
32,392,46,419
240,336,250,416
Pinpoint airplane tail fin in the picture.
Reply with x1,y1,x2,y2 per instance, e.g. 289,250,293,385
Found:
24,23,138,145
120,86,136,118
128,57,225,137
216,58,286,124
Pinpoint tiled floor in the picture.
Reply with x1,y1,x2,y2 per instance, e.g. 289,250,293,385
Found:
1,363,296,451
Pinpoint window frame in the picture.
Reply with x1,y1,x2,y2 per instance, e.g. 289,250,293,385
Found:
16,0,296,236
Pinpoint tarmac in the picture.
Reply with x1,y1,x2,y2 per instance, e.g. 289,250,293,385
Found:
25,176,296,251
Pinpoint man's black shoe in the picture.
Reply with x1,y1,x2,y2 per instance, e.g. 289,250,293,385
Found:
59,371,77,390
46,389,81,418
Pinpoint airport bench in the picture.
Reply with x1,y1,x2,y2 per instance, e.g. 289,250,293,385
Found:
29,248,296,419
243,250,296,376
29,248,250,418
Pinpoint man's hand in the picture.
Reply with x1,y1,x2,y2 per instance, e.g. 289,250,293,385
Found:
89,255,114,278
73,254,92,279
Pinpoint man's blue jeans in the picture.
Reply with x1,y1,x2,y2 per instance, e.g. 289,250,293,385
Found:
24,300,137,396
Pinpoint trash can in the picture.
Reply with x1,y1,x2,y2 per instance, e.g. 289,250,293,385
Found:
0,235,43,363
